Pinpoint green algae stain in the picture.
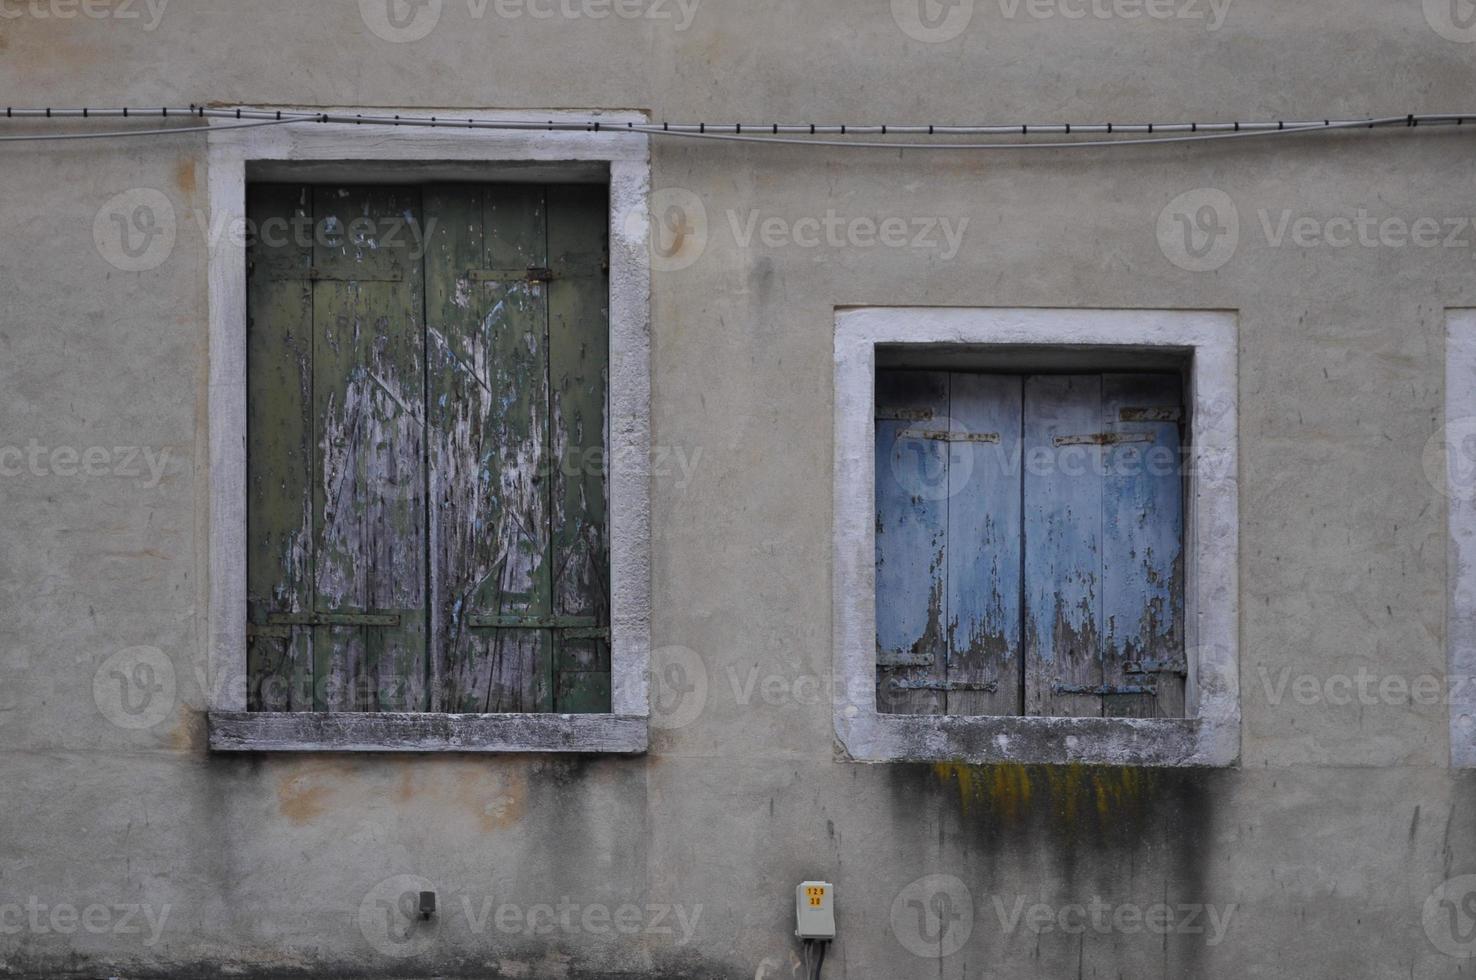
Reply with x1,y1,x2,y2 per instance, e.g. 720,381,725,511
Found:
932,762,1161,829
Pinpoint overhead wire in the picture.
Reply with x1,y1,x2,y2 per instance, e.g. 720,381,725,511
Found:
0,106,1469,150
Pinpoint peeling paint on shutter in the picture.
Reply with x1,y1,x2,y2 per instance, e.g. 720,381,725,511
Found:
309,186,429,711
1101,373,1186,718
546,185,612,713
875,369,1184,720
875,371,950,715
1024,374,1104,719
247,181,610,715
246,184,315,711
425,184,553,712
946,374,1024,715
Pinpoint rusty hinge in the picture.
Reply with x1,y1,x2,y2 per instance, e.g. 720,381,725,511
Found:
468,267,556,283
876,408,935,422
1124,660,1188,677
305,266,405,283
898,428,1001,444
1052,682,1158,696
1119,407,1183,423
889,679,1000,693
263,612,403,628
1052,432,1154,448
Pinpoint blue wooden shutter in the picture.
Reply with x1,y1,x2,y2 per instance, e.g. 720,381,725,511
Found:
876,369,1184,719
874,371,1025,714
1024,373,1185,718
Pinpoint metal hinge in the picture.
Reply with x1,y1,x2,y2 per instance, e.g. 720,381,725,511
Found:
897,428,1001,444
888,679,999,693
468,267,556,283
1052,682,1158,696
305,266,405,283
1052,432,1155,447
249,612,403,638
876,408,935,422
1124,660,1188,677
1118,407,1182,423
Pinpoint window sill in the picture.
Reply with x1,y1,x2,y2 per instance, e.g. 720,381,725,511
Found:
207,711,648,754
834,712,1237,768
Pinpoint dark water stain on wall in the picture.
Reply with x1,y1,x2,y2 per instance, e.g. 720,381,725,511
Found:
887,762,1224,975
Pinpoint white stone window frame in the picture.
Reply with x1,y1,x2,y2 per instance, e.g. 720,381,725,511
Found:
1445,310,1476,767
833,307,1240,767
204,109,651,753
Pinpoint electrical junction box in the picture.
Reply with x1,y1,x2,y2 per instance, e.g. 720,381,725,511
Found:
795,881,836,939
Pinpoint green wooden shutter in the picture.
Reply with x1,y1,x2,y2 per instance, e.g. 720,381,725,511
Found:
247,181,610,714
246,185,315,711
422,183,611,713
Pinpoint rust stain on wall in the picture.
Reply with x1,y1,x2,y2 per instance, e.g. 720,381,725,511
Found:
389,761,529,832
274,761,354,825
174,157,197,197
167,705,205,752
456,773,528,833
446,760,528,832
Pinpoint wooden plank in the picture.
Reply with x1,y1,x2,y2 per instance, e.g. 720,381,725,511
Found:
424,184,487,711
425,185,553,713
874,370,950,715
1101,373,1186,718
945,373,1023,715
208,711,648,754
246,184,315,711
1023,375,1104,718
547,184,611,713
310,185,428,711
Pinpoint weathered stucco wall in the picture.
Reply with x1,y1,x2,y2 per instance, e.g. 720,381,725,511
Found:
2,0,1476,976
